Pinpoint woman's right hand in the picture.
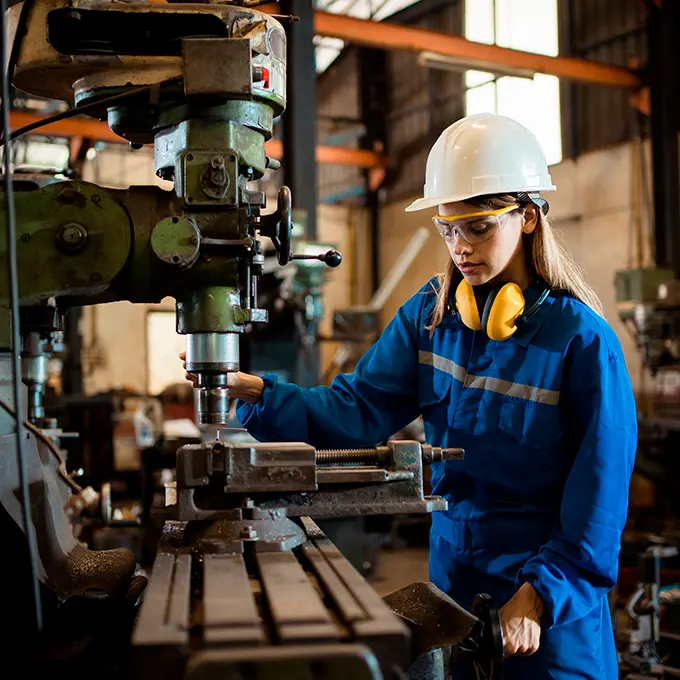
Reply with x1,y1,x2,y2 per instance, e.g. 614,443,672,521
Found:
179,352,265,404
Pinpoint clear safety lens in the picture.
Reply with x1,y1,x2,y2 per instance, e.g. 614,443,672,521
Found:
432,205,519,245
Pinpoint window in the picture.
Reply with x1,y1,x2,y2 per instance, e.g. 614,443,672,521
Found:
464,0,562,165
146,310,187,395
314,0,421,73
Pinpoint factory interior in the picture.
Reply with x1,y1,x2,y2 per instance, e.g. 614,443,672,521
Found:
3,0,680,677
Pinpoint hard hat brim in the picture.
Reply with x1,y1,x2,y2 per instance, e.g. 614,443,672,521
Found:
404,184,556,213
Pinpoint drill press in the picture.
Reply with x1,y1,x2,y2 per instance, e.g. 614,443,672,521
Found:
2,2,503,677
4,0,341,424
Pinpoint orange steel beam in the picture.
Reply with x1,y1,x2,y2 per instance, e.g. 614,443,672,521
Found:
8,111,386,167
313,10,641,88
10,110,123,144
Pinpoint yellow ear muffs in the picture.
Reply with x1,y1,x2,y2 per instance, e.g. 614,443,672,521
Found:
455,279,482,331
481,282,526,341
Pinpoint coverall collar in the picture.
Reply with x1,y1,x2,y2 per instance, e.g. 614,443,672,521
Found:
512,281,555,347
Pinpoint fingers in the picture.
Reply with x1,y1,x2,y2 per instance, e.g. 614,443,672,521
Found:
504,642,539,657
503,638,539,657
185,371,198,387
501,621,540,658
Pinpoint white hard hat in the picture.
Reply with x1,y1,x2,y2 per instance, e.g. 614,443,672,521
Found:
405,113,556,213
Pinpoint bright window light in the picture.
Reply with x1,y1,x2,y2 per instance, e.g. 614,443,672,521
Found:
315,0,420,71
464,0,562,165
146,311,187,395
314,36,345,73
465,0,495,45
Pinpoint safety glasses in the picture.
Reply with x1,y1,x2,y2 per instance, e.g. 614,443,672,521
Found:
432,204,521,245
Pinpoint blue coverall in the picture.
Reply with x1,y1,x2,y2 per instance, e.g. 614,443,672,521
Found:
237,279,638,679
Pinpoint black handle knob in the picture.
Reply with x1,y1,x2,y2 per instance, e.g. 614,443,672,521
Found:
320,249,342,267
291,249,343,268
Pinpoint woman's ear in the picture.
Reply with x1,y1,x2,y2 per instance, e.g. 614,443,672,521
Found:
521,204,539,234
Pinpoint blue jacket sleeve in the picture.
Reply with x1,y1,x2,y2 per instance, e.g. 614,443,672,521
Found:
517,354,637,628
236,288,429,449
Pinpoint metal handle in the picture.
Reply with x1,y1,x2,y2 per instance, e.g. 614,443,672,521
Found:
291,249,343,268
258,185,292,266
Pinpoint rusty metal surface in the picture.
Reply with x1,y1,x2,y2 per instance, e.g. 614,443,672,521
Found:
301,542,366,624
383,581,478,656
257,551,340,643
132,517,411,679
203,554,264,646
256,486,448,518
133,552,191,647
316,467,412,484
405,649,451,680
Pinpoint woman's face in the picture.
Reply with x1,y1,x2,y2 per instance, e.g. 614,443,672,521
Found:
437,201,538,286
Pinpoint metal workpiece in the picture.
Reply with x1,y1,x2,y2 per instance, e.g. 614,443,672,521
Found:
133,517,409,680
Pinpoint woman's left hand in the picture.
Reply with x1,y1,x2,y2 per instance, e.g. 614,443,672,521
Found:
499,582,543,657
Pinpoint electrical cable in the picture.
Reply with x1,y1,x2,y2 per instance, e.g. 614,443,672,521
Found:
1,0,43,631
6,0,35,91
0,399,84,494
0,75,183,147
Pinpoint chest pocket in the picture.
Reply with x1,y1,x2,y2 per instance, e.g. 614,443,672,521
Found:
418,368,455,445
418,368,453,409
497,398,566,450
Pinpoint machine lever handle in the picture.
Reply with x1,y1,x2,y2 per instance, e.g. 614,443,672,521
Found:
291,249,342,268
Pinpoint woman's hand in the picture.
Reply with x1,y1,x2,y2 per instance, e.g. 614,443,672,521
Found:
499,582,543,657
179,352,265,404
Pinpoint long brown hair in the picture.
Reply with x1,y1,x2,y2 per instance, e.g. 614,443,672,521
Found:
427,193,604,334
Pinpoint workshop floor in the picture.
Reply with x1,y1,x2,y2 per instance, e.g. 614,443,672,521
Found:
368,547,430,596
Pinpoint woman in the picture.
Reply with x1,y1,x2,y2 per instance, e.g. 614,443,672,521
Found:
187,113,637,679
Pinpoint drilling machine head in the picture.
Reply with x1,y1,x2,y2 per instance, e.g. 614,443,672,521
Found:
4,0,341,423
